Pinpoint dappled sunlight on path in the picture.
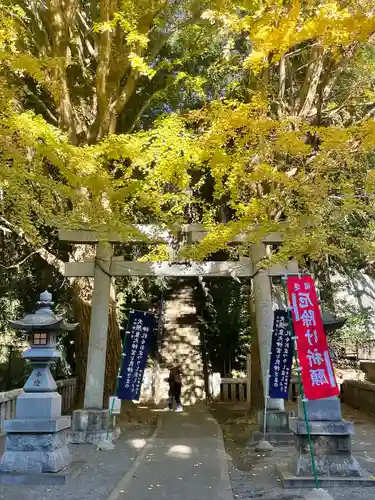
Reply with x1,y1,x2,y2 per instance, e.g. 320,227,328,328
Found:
109,406,232,500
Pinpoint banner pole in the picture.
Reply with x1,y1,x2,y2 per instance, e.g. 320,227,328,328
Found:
281,277,319,490
263,369,270,440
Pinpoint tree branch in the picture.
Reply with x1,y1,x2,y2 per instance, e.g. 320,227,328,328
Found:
0,217,65,275
95,0,114,136
23,85,58,124
277,55,286,119
298,44,324,118
47,0,78,144
0,251,39,269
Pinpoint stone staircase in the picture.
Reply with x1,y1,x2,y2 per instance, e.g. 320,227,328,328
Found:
157,280,206,406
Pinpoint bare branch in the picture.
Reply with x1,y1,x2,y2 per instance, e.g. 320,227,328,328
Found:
298,44,324,118
277,55,286,119
0,251,39,269
23,85,58,124
0,217,65,274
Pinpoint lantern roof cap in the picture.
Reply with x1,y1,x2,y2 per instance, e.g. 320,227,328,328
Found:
8,290,78,332
322,310,347,333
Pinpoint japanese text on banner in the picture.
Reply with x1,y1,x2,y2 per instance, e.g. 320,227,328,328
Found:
269,310,293,399
287,275,338,400
117,311,155,401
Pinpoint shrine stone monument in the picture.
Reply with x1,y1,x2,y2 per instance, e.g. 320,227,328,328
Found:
0,291,77,481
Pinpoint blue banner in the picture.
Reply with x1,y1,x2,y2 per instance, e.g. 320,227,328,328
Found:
117,310,155,401
269,310,293,399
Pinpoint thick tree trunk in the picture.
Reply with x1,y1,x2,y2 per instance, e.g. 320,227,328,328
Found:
103,297,122,407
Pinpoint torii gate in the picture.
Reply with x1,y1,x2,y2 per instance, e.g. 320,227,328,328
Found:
59,225,298,413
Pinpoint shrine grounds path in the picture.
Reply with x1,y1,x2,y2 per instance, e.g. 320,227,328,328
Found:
0,406,233,500
2,404,375,500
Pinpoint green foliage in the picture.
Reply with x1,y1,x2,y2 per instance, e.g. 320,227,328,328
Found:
195,278,251,375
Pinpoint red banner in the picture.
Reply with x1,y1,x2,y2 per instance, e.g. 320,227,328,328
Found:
287,275,339,400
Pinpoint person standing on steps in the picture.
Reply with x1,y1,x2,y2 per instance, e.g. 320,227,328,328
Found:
167,363,183,412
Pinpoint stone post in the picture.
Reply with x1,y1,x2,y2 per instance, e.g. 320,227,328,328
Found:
251,243,284,411
251,244,294,443
71,242,114,444
84,242,113,409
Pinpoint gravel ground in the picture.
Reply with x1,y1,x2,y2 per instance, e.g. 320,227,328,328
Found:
212,403,375,500
0,424,155,500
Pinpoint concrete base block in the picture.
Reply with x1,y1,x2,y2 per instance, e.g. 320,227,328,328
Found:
69,430,113,444
0,461,83,485
5,430,68,452
276,464,375,488
0,444,71,473
295,433,362,477
296,452,362,477
289,418,354,436
16,392,61,420
72,409,109,431
298,397,342,422
4,416,71,434
252,430,295,445
257,410,294,432
70,409,112,444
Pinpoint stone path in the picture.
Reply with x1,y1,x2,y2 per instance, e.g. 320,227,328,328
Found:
0,406,232,500
108,406,233,500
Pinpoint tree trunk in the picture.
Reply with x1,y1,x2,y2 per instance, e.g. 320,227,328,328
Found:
71,281,90,408
249,290,264,411
103,297,122,407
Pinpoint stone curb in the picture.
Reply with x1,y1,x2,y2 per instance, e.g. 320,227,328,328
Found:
210,415,234,500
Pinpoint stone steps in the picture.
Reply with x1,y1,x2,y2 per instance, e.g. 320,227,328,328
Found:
159,283,206,405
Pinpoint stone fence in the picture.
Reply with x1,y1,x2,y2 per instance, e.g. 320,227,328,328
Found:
218,376,300,403
341,379,375,417
220,378,248,402
0,378,76,434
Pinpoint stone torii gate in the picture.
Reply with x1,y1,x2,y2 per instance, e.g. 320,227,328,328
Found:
59,225,298,443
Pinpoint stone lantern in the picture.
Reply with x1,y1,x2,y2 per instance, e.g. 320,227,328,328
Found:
0,290,78,476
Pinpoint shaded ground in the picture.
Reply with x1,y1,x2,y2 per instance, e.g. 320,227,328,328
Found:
211,402,375,500
0,407,158,500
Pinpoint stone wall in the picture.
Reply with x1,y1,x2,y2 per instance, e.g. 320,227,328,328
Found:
341,379,375,416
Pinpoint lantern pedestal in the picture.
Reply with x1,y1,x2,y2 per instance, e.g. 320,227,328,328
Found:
0,361,71,474
0,291,77,479
0,423,71,474
276,397,373,488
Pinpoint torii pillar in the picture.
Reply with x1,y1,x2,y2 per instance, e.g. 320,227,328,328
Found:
251,243,295,443
73,241,114,444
